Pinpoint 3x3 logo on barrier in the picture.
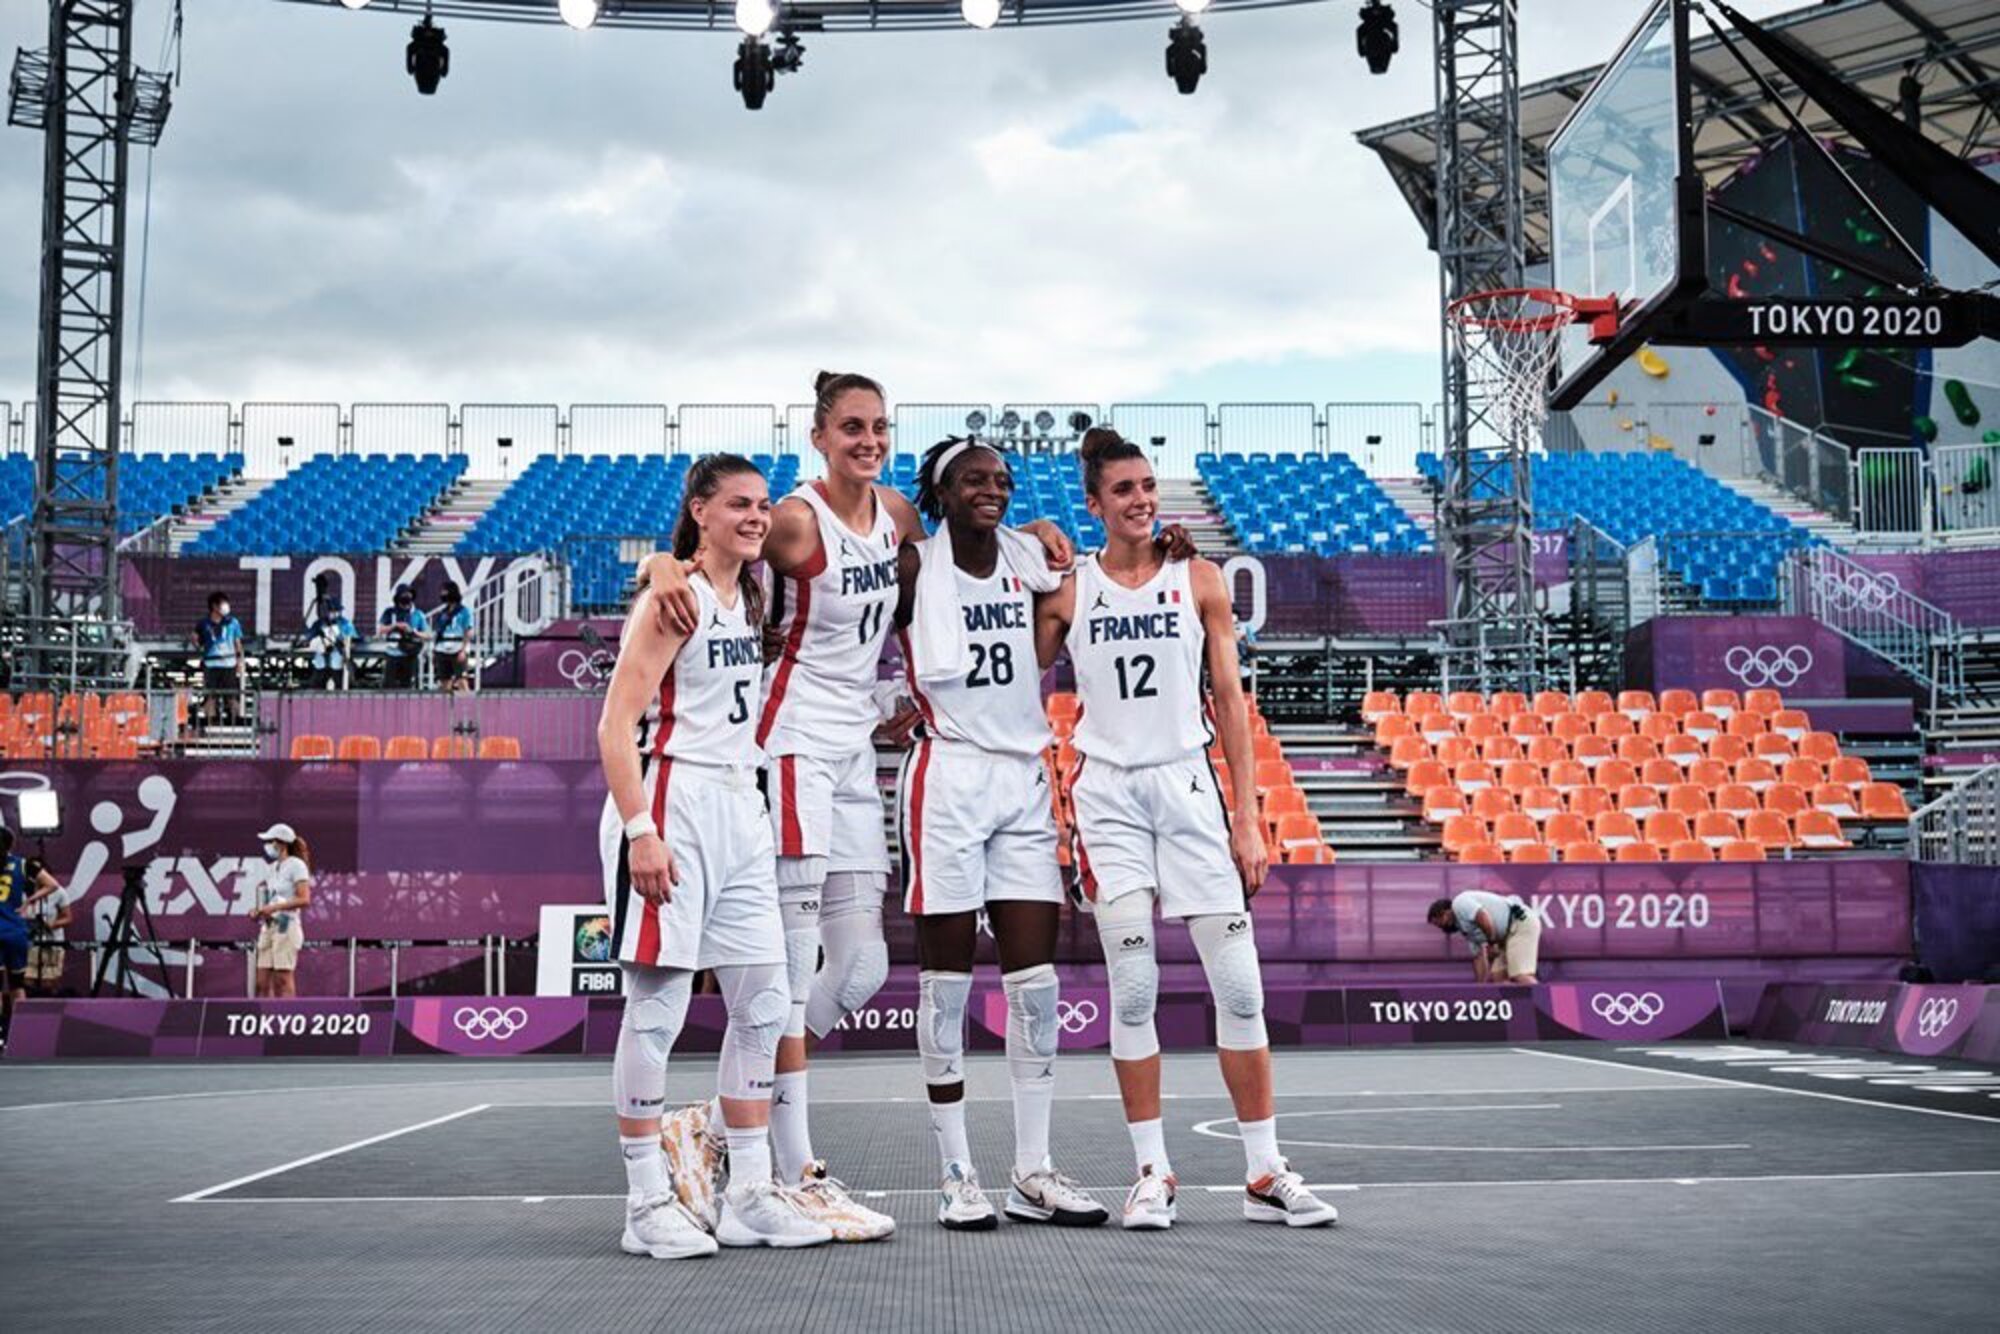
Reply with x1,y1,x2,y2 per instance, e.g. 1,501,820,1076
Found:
1589,991,1666,1026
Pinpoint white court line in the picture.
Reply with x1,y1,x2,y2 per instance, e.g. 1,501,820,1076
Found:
1515,1047,2000,1126
171,1104,491,1203
496,1084,1745,1109
175,1166,2000,1206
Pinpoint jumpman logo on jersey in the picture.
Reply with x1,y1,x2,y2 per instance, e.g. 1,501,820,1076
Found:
1092,592,1109,611
1190,776,1203,795
710,610,726,630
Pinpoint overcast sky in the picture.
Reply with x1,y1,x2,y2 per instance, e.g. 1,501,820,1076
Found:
0,0,1802,414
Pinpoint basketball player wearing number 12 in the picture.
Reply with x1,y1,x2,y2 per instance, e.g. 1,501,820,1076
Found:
1037,428,1340,1231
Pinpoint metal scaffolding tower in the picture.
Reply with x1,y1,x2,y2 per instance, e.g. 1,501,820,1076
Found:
8,0,171,685
1432,0,1537,691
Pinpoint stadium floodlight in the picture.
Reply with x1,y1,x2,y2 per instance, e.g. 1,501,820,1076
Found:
734,36,776,109
1174,0,1211,14
17,788,61,837
962,0,1003,28
999,410,1023,434
1068,411,1093,433
558,0,601,31
736,0,777,37
407,17,450,95
966,410,989,434
339,0,374,10
1033,411,1056,434
1165,19,1206,95
1356,1,1398,75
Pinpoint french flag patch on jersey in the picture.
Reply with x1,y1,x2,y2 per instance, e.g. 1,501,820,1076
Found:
1156,589,1181,604
1001,576,1022,592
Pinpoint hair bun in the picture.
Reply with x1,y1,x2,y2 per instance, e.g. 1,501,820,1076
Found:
813,370,839,395
1079,426,1124,461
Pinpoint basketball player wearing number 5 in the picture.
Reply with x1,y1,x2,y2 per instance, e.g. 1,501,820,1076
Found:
1036,428,1339,1231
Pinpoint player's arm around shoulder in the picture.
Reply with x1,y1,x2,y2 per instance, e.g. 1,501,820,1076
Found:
892,541,924,632
879,486,930,548
761,494,822,576
600,590,690,741
1034,576,1077,672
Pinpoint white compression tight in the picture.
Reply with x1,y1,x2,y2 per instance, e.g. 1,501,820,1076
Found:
613,964,693,1120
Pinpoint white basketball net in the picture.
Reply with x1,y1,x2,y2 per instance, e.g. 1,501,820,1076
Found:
1447,289,1582,448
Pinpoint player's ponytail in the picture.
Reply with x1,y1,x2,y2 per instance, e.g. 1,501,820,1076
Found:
288,833,313,872
1079,426,1145,497
671,453,767,628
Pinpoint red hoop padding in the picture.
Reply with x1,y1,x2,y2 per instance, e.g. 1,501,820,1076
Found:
1446,287,1620,334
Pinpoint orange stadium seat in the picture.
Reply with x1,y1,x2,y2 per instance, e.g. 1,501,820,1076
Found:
337,735,382,762
1561,842,1612,864
1617,690,1656,721
1683,711,1722,743
1708,734,1751,767
1781,758,1823,790
1424,788,1469,822
1616,784,1662,819
1642,758,1684,790
1715,783,1760,819
1490,692,1528,719
1360,691,1400,723
1253,734,1284,763
1575,690,1614,718
1702,688,1742,719
1508,842,1556,864
1696,811,1741,849
433,735,477,760
1829,755,1873,788
1799,731,1841,765
1454,760,1497,793
1544,812,1590,848
1573,736,1614,770
1527,735,1569,768
1500,760,1542,792
1254,760,1295,792
1533,690,1570,718
1520,785,1564,821
1464,714,1504,742
1264,785,1308,818
1596,759,1640,793
1658,688,1698,717
1812,782,1859,819
1594,811,1640,849
1568,786,1614,821
290,734,335,761
1794,811,1850,850
1667,783,1710,818
1441,816,1487,857
1405,759,1449,796
1764,784,1810,818
1641,713,1681,744
1389,736,1432,770
1508,713,1549,740
1479,735,1525,764
1288,844,1338,865
1375,714,1417,746
1471,788,1515,822
1274,813,1323,851
1771,709,1810,741
1861,783,1911,820
1594,712,1637,739
1616,734,1660,766
1552,714,1594,745
1644,811,1693,847
1719,840,1768,863
1663,734,1705,769
1434,736,1478,769
479,736,523,761
1447,691,1485,720
1047,693,1081,721
1743,688,1784,717
1547,759,1589,792
1616,841,1663,863
1666,839,1713,863
1744,811,1793,850
1735,757,1778,792
1419,713,1458,745
1459,842,1507,864
1726,711,1768,740
1494,813,1540,851
1404,691,1442,719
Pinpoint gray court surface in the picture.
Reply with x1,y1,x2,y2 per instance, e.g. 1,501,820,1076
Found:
5,1043,1996,1333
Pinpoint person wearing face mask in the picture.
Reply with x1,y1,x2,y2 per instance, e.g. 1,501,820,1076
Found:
191,591,245,729
302,596,358,691
431,582,475,695
1426,890,1540,985
251,823,314,998
378,586,431,690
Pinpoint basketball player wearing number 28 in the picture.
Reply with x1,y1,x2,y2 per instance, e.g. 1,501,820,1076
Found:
1036,428,1341,1231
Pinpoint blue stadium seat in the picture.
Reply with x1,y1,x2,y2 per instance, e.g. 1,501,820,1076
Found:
2,451,242,536
185,453,465,556
1200,452,1431,556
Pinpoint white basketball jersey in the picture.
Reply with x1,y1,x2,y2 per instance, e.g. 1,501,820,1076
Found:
757,483,901,760
1066,554,1212,767
902,556,1050,758
637,575,764,769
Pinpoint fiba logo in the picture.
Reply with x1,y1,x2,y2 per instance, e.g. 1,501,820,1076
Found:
572,914,613,964
1589,991,1666,1026
1723,644,1814,689
1915,996,1960,1039
453,1006,530,1041
1056,1000,1099,1034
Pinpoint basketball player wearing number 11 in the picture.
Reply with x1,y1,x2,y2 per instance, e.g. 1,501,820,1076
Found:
1037,428,1339,1231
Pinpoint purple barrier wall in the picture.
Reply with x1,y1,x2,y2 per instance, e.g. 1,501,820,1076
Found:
2,980,1727,1060
1846,549,2000,629
259,693,601,761
1749,980,1995,1060
1625,615,1847,698
1912,863,2000,983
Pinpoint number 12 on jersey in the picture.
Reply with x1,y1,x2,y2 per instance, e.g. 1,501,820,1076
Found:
1114,653,1157,700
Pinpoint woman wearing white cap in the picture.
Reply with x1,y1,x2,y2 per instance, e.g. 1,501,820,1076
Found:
251,823,313,998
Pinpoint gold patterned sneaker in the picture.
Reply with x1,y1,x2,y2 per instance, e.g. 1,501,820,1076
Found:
789,1160,896,1241
659,1102,725,1233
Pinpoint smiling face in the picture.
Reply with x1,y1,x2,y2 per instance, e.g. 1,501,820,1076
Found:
691,469,773,564
1086,455,1158,544
813,389,890,485
941,449,1013,534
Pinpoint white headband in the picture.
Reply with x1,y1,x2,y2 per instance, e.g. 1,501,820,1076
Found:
931,437,1003,483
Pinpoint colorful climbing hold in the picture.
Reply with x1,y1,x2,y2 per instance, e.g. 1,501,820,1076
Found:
1636,346,1670,378
1945,379,1981,427
1915,415,1938,442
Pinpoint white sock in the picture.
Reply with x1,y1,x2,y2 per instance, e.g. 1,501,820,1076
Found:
770,1071,813,1182
723,1122,772,1194
929,1098,971,1173
1238,1117,1283,1181
620,1134,670,1200
1128,1117,1171,1177
1012,1079,1054,1179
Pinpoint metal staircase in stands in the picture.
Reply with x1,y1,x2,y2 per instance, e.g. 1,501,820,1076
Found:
397,476,510,555
1786,546,1967,705
1157,476,1238,558
147,475,275,555
1715,473,1853,547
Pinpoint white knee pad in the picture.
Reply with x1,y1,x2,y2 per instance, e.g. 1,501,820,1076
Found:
917,970,972,1087
716,962,790,1102
778,895,821,1039
1003,963,1060,1085
613,965,692,1119
1189,912,1267,1050
1095,891,1160,1062
804,872,889,1038
775,855,828,892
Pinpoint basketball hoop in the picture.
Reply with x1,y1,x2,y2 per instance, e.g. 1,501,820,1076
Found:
1446,287,1620,443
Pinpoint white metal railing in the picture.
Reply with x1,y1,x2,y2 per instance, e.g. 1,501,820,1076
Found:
1911,763,2000,864
466,551,569,688
1786,545,1965,701
1852,446,1926,536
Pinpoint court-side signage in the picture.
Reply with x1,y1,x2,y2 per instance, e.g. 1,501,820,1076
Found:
535,904,623,997
1752,982,1995,1061
1653,296,1987,348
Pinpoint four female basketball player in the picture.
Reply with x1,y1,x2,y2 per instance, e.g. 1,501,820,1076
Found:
602,383,1337,1258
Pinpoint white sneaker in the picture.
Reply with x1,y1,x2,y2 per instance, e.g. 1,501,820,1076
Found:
1005,1165,1109,1228
621,1193,719,1259
937,1161,997,1232
659,1102,724,1233
1121,1166,1177,1231
716,1180,835,1249
1244,1163,1339,1228
792,1160,896,1242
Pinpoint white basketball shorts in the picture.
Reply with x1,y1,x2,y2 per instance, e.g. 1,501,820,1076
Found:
1068,752,1245,919
898,739,1062,916
765,748,893,874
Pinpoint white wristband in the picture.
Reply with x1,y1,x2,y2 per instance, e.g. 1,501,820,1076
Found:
623,812,657,843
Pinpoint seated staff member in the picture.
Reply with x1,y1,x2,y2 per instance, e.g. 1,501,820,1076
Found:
597,453,830,1259
895,436,1106,1232
431,583,475,694
303,598,357,691
1426,890,1541,985
1036,427,1339,1231
251,824,314,999
378,586,430,689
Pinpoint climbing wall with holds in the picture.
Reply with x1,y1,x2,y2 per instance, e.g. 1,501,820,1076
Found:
1923,156,2000,451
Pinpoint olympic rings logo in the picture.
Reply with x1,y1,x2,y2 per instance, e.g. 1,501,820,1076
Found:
1723,644,1815,689
1056,1000,1099,1034
1814,568,1901,615
1915,997,1961,1039
1589,992,1666,1026
556,648,615,690
453,1005,530,1041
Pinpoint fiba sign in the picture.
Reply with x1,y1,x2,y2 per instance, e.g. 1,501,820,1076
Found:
536,903,624,996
